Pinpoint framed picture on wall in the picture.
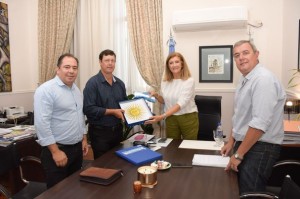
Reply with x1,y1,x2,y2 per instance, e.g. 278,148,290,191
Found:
199,45,233,83
298,19,300,70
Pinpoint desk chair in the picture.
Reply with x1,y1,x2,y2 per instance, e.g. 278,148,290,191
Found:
0,143,19,176
266,159,300,195
0,143,18,198
194,95,222,141
240,159,300,198
12,156,47,199
240,175,300,199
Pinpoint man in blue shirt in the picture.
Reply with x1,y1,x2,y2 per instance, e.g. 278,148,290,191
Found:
221,40,286,194
83,49,127,159
34,53,88,188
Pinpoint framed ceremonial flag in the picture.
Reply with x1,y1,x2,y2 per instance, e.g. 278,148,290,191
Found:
119,98,153,127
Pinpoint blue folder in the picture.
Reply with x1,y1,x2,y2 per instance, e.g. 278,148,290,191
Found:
115,145,162,166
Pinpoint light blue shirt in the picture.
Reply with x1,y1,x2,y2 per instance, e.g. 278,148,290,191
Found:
34,76,86,146
232,64,286,144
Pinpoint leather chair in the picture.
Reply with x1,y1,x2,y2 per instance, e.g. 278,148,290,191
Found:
0,140,46,199
240,175,300,199
0,143,19,176
194,95,222,141
240,160,300,199
266,160,300,195
13,156,47,199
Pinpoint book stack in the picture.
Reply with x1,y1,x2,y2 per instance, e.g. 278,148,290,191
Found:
0,126,35,147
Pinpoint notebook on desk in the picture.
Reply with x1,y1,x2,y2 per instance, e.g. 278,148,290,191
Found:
192,154,230,168
179,140,223,150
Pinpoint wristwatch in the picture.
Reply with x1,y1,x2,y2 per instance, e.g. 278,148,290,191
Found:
234,153,243,161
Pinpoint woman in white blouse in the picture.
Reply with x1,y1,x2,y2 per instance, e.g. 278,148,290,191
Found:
145,52,199,139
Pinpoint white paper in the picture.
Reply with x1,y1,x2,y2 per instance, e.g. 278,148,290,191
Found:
179,140,224,150
0,128,12,136
192,154,229,168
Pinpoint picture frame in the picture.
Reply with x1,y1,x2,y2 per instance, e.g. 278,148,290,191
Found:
119,98,153,127
199,45,233,83
298,19,300,70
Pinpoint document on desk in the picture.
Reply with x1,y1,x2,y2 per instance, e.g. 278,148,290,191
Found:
0,128,12,136
192,154,229,168
179,140,223,150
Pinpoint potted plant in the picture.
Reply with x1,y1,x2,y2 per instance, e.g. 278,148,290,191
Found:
288,69,300,88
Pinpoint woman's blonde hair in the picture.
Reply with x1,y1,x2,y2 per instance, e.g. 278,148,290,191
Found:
163,52,191,81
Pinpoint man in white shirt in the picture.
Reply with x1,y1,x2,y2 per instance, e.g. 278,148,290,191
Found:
221,40,286,194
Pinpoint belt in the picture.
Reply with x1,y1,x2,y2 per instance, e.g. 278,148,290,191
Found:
56,142,82,148
236,141,279,147
90,123,122,131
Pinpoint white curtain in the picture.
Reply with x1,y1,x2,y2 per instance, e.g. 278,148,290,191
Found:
73,0,147,94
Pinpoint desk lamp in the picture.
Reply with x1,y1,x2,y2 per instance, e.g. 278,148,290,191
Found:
286,101,293,121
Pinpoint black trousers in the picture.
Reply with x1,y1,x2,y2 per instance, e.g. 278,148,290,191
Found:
41,142,83,189
88,123,123,159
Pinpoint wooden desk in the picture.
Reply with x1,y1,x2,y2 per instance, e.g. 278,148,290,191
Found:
280,120,300,160
284,120,300,133
36,140,239,199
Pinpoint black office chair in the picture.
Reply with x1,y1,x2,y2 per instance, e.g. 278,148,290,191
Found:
13,156,47,199
0,143,19,175
194,95,222,141
240,175,300,199
0,143,18,198
266,160,300,195
0,142,46,199
240,159,300,199
279,175,300,199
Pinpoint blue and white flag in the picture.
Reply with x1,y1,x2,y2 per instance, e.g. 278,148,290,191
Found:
167,29,176,54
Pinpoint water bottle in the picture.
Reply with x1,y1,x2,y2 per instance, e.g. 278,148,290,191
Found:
215,122,223,146
216,122,223,137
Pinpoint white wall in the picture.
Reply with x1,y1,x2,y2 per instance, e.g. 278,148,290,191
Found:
1,0,300,137
162,0,299,137
0,0,38,112
282,0,300,97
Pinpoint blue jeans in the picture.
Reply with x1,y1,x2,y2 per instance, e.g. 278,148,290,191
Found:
234,141,281,194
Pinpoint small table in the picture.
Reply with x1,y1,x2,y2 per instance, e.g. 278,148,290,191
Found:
36,139,239,199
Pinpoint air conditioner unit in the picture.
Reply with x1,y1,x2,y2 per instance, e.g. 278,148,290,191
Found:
172,6,248,32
